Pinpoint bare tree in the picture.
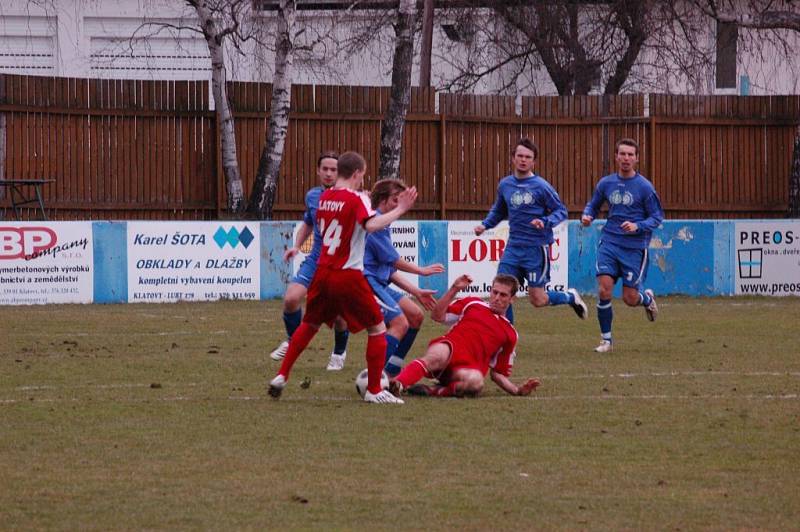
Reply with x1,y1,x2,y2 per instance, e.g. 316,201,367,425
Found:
187,0,247,215
438,0,718,96
378,0,416,180
248,0,296,220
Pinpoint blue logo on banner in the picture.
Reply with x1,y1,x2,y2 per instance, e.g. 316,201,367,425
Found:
214,226,254,249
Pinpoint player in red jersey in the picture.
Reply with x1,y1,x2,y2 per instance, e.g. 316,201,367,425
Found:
268,151,417,404
389,274,541,398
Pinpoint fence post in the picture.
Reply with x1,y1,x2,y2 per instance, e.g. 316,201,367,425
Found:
438,111,446,220
0,73,5,200
649,115,657,185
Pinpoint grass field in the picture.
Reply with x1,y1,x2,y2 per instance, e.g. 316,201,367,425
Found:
2,297,799,530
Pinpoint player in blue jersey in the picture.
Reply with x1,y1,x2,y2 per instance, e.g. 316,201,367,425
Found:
268,151,350,370
364,179,444,377
581,138,664,353
474,138,587,323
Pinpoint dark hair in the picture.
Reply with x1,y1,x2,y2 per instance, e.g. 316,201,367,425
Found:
492,273,519,294
370,178,408,209
615,138,639,156
337,151,367,178
513,138,539,160
317,150,338,168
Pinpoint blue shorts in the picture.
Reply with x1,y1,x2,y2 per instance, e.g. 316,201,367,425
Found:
497,245,551,289
291,254,319,288
595,240,649,288
366,276,404,323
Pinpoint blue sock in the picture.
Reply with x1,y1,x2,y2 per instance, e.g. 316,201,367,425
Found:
390,327,419,373
333,329,349,355
283,309,302,339
597,299,613,341
505,303,514,324
640,291,652,307
383,335,401,376
547,290,571,306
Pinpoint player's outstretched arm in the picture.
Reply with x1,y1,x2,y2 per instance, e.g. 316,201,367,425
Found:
284,222,313,261
390,272,438,310
431,274,472,323
394,258,445,277
491,370,540,396
365,187,418,233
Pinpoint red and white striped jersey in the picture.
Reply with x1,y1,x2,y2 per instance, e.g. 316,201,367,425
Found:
316,187,375,270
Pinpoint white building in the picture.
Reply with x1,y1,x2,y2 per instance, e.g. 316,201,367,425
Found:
1,0,798,96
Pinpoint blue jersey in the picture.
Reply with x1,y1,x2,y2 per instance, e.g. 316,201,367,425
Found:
583,173,664,249
302,186,325,260
364,214,400,285
481,174,567,248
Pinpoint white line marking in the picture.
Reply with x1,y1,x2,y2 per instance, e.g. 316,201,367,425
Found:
2,394,798,405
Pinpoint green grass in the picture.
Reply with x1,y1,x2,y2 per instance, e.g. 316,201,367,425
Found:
2,297,799,530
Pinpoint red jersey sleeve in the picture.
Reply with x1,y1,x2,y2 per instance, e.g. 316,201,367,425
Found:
443,297,482,325
353,191,375,227
489,324,518,377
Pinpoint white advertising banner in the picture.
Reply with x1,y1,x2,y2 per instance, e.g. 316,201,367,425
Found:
0,222,93,304
128,222,260,302
291,221,420,290
389,221,419,290
735,221,800,296
448,221,568,297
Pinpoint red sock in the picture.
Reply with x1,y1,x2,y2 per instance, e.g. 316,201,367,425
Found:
432,382,458,397
396,359,430,388
366,333,387,394
278,322,317,380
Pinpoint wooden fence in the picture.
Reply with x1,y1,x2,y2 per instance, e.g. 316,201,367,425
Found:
1,74,798,221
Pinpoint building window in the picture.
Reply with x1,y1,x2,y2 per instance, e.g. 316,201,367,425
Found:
716,21,738,89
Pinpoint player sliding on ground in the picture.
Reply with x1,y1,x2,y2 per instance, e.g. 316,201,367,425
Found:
268,151,416,404
389,274,541,398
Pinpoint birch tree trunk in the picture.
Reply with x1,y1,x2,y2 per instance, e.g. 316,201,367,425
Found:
378,0,416,180
248,0,296,220
193,1,245,215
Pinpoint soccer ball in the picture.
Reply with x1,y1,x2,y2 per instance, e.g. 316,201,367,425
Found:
355,368,390,398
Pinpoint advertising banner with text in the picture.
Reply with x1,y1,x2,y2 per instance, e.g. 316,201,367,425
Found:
735,221,800,296
0,222,93,305
448,221,568,297
128,222,260,302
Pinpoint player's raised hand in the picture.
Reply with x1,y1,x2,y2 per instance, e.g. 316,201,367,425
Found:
396,186,418,212
474,224,486,236
420,263,445,276
580,215,593,227
453,274,473,290
414,288,438,310
283,246,300,262
530,219,545,229
516,378,541,396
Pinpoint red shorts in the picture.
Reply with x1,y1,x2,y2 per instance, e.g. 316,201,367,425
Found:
304,267,383,333
427,334,484,383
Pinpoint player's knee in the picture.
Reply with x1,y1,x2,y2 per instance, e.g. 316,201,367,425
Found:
622,292,640,306
529,293,548,307
333,316,348,331
459,373,484,395
283,296,301,312
406,308,424,329
389,314,409,337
